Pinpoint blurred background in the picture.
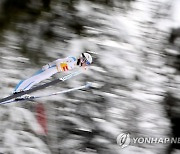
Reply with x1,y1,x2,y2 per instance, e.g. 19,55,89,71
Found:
0,0,180,153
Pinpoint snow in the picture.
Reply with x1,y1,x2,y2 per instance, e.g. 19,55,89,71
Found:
120,146,155,154
4,129,18,147
3,129,51,153
95,120,122,137
103,92,119,98
165,48,179,55
131,90,163,102
75,0,93,17
90,66,106,73
20,147,48,154
59,138,83,149
60,116,91,129
2,56,29,62
19,131,50,152
9,107,45,135
138,121,157,129
171,0,180,25
3,130,51,153
156,0,180,30
93,136,111,144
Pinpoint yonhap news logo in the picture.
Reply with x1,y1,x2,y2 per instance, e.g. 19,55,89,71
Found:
116,133,131,148
116,133,180,148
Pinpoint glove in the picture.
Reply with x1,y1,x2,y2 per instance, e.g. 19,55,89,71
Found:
42,64,50,71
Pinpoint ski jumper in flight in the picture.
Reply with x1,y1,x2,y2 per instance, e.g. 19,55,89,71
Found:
13,52,93,94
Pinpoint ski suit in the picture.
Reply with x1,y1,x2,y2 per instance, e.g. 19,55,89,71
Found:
14,57,77,93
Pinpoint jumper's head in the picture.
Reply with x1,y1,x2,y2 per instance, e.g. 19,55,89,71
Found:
77,52,93,67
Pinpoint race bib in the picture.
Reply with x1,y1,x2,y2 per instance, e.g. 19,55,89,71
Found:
60,62,68,71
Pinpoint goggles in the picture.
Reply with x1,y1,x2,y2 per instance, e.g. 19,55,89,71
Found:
82,53,90,65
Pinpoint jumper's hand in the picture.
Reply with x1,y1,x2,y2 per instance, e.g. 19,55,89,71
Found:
42,64,50,71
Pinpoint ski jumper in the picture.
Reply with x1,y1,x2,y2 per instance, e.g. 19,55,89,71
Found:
14,57,77,93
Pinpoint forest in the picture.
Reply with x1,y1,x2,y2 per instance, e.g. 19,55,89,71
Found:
0,0,180,154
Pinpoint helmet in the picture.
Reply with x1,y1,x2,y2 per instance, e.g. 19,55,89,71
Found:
81,52,92,65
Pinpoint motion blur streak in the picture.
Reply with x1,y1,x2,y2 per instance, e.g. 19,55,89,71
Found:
0,0,180,154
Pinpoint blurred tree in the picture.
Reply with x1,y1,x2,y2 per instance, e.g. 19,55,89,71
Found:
164,93,180,151
169,28,180,44
42,0,51,10
0,0,177,154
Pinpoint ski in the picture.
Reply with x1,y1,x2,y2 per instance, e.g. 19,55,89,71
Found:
0,82,91,105
0,71,82,104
